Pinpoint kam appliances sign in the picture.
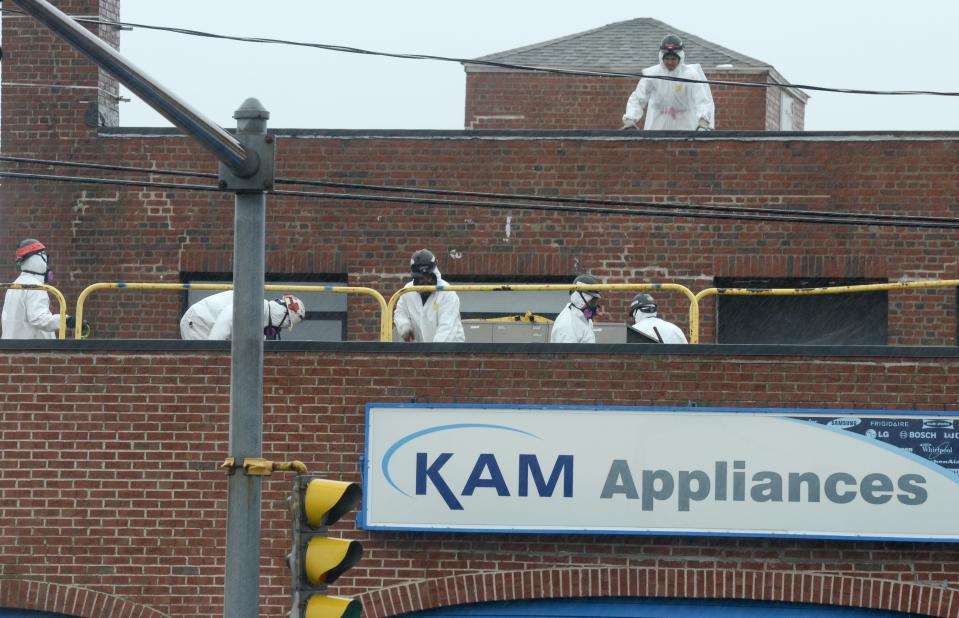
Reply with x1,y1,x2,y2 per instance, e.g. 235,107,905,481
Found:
360,404,959,541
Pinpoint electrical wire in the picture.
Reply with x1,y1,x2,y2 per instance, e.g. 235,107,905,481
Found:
0,170,221,193
268,187,959,230
88,18,959,97
274,177,959,227
6,167,937,227
4,167,959,228
2,7,955,97
1,13,954,229
0,154,217,179
4,153,958,228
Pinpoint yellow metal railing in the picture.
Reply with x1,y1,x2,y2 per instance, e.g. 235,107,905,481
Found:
60,278,959,344
0,283,69,339
692,280,959,344
75,282,389,340
385,283,697,342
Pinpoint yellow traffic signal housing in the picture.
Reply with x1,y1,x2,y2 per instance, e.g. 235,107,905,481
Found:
305,537,362,585
305,595,362,618
305,478,362,527
288,476,364,618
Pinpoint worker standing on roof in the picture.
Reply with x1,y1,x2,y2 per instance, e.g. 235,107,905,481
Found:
394,249,465,343
627,292,688,344
550,274,602,344
622,34,715,131
1,238,86,339
179,291,306,340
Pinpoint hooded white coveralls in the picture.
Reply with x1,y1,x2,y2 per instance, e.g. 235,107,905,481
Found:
624,49,715,131
179,291,290,340
630,312,688,344
394,269,465,343
549,292,597,344
1,253,62,340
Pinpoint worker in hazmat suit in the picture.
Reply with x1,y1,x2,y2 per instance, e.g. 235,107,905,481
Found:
1,238,87,339
394,249,465,343
628,292,688,344
179,291,306,340
622,34,715,131
549,274,602,344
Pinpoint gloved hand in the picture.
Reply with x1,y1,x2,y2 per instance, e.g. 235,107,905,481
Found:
696,117,712,131
622,114,641,128
65,315,91,339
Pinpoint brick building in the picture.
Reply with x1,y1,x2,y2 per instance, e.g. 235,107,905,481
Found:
2,1,959,617
465,18,808,131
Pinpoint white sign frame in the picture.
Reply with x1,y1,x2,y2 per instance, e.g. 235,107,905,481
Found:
360,404,959,542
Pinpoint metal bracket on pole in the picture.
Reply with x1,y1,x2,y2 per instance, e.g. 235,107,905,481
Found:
217,99,275,192
221,457,308,476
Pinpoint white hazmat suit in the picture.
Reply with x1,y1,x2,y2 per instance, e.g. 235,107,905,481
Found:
394,268,465,343
630,310,688,344
179,291,301,340
623,48,715,131
1,252,62,340
549,291,598,344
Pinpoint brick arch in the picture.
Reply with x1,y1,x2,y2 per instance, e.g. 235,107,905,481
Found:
0,579,170,618
356,567,959,618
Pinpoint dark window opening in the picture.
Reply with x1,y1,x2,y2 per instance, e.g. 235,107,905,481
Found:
716,277,888,345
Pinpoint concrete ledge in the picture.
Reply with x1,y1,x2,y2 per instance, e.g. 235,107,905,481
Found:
98,127,959,142
2,339,958,358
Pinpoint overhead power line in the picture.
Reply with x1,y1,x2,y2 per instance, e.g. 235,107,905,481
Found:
3,166,958,230
1,7,956,97
0,170,220,193
273,177,959,227
269,187,959,230
0,154,217,179
4,153,959,228
3,154,958,229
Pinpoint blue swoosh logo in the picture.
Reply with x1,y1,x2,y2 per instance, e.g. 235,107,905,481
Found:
381,423,540,496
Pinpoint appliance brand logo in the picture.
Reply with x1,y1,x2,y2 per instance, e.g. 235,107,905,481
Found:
382,423,573,511
380,423,930,512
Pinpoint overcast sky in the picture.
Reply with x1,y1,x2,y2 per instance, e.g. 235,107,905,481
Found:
110,1,956,131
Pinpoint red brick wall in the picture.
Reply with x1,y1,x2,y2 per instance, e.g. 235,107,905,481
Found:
464,70,785,131
2,347,959,617
0,0,124,330
3,132,957,344
0,0,119,141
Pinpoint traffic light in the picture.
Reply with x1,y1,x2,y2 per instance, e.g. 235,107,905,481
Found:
288,475,363,618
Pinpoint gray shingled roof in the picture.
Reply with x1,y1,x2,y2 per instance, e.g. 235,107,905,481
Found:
469,17,770,71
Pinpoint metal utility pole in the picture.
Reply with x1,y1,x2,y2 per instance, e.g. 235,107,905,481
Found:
11,2,275,617
220,99,274,618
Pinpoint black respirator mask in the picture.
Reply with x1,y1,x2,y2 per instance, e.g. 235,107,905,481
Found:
264,306,289,341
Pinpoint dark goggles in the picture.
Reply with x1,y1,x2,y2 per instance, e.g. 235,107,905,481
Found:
633,303,657,315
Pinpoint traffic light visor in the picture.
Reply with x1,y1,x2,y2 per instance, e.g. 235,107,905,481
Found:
305,594,362,618
305,537,362,584
304,479,362,527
